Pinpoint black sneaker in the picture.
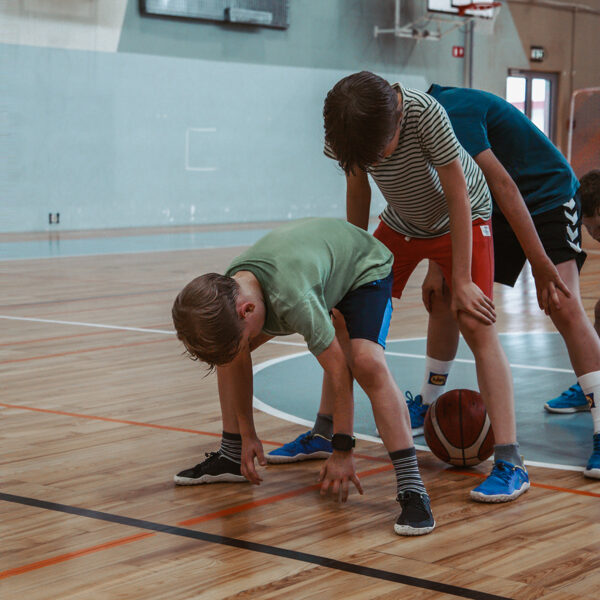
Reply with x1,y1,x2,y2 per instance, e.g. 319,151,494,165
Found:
394,491,436,536
174,452,247,485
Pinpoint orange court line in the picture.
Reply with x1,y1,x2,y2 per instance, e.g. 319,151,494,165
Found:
0,532,155,580
456,470,600,498
0,463,393,580
178,464,393,527
0,403,279,446
0,337,172,364
2,402,598,498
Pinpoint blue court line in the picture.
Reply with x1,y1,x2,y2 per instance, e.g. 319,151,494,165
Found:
0,228,273,261
0,492,511,600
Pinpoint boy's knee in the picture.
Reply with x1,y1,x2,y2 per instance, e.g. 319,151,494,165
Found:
351,351,387,388
457,312,485,340
550,296,587,332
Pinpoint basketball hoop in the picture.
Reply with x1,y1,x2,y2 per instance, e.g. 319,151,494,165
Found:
455,1,502,35
455,1,501,16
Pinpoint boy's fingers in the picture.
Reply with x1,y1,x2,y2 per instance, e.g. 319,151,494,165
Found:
256,446,267,466
351,474,364,494
341,479,349,503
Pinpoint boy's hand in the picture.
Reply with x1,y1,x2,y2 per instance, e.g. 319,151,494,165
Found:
452,281,496,325
530,258,571,314
422,262,446,313
241,435,266,485
318,451,363,503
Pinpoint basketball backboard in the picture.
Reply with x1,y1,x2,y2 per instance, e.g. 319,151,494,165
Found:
427,0,499,19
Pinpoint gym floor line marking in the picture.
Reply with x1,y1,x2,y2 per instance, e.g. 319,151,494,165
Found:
1,464,394,581
0,316,575,373
0,532,155,580
0,466,393,581
0,323,170,348
0,338,173,365
1,402,595,495
0,288,178,310
251,352,586,473
0,315,302,348
0,493,512,600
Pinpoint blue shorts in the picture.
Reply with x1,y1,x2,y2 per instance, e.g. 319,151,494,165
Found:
334,271,394,349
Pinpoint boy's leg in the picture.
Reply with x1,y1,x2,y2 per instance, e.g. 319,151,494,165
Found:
437,220,529,502
406,281,459,433
373,221,444,433
349,338,434,535
174,374,246,484
174,335,271,485
549,261,600,478
336,272,434,535
266,312,355,464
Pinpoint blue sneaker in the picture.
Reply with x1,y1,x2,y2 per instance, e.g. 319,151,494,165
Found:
470,460,530,503
266,431,332,464
405,392,429,436
584,433,600,479
544,383,589,413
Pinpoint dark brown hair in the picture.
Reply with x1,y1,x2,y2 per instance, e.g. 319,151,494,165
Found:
580,170,600,217
323,71,401,175
172,273,243,371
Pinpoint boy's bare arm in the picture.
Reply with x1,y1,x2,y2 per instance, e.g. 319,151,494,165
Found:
346,169,372,230
437,158,496,325
217,345,266,484
315,336,363,503
474,149,570,313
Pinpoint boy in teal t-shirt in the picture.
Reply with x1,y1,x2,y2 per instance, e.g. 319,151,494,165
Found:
171,218,435,536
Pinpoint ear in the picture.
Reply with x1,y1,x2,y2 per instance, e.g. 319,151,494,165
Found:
238,301,255,320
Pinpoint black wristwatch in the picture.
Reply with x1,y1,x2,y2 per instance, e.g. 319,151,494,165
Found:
331,433,356,452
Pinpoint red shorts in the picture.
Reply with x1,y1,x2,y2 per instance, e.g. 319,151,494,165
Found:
373,219,494,300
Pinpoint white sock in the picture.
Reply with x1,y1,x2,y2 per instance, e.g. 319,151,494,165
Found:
420,356,453,406
578,370,600,434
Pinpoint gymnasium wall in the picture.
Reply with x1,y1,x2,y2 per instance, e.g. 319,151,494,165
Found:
3,1,594,233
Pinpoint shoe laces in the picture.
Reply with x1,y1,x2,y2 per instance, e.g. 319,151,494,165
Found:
489,460,518,483
203,451,222,465
397,490,430,517
404,391,424,417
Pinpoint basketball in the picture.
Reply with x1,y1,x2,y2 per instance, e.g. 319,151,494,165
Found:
424,389,495,467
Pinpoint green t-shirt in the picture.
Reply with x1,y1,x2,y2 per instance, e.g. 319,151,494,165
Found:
225,218,393,356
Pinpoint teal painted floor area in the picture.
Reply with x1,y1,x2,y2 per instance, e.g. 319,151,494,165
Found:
254,332,593,469
0,228,273,260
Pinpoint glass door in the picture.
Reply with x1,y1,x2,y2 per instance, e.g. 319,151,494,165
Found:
506,70,558,142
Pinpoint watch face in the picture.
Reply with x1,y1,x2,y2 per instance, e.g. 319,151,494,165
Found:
332,434,355,451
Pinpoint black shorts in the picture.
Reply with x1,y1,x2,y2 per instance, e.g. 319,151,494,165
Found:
334,271,394,349
492,195,587,287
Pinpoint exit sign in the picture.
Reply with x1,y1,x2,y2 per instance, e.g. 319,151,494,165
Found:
530,46,545,62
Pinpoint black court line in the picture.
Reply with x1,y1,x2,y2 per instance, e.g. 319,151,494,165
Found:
1,492,511,600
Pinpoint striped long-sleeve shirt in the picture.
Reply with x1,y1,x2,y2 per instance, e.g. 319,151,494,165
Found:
325,84,491,238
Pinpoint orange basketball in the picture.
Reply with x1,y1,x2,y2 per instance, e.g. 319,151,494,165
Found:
424,389,494,466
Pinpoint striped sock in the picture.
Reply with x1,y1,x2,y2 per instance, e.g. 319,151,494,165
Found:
389,447,426,495
219,431,242,464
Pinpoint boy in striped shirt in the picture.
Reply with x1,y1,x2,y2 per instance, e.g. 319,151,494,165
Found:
269,71,529,503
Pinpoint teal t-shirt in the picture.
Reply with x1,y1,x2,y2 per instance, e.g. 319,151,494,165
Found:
428,84,579,215
225,218,393,356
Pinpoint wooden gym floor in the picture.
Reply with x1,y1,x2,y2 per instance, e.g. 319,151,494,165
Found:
1,224,599,600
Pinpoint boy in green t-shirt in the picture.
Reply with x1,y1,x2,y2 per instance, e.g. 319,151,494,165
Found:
172,217,435,536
